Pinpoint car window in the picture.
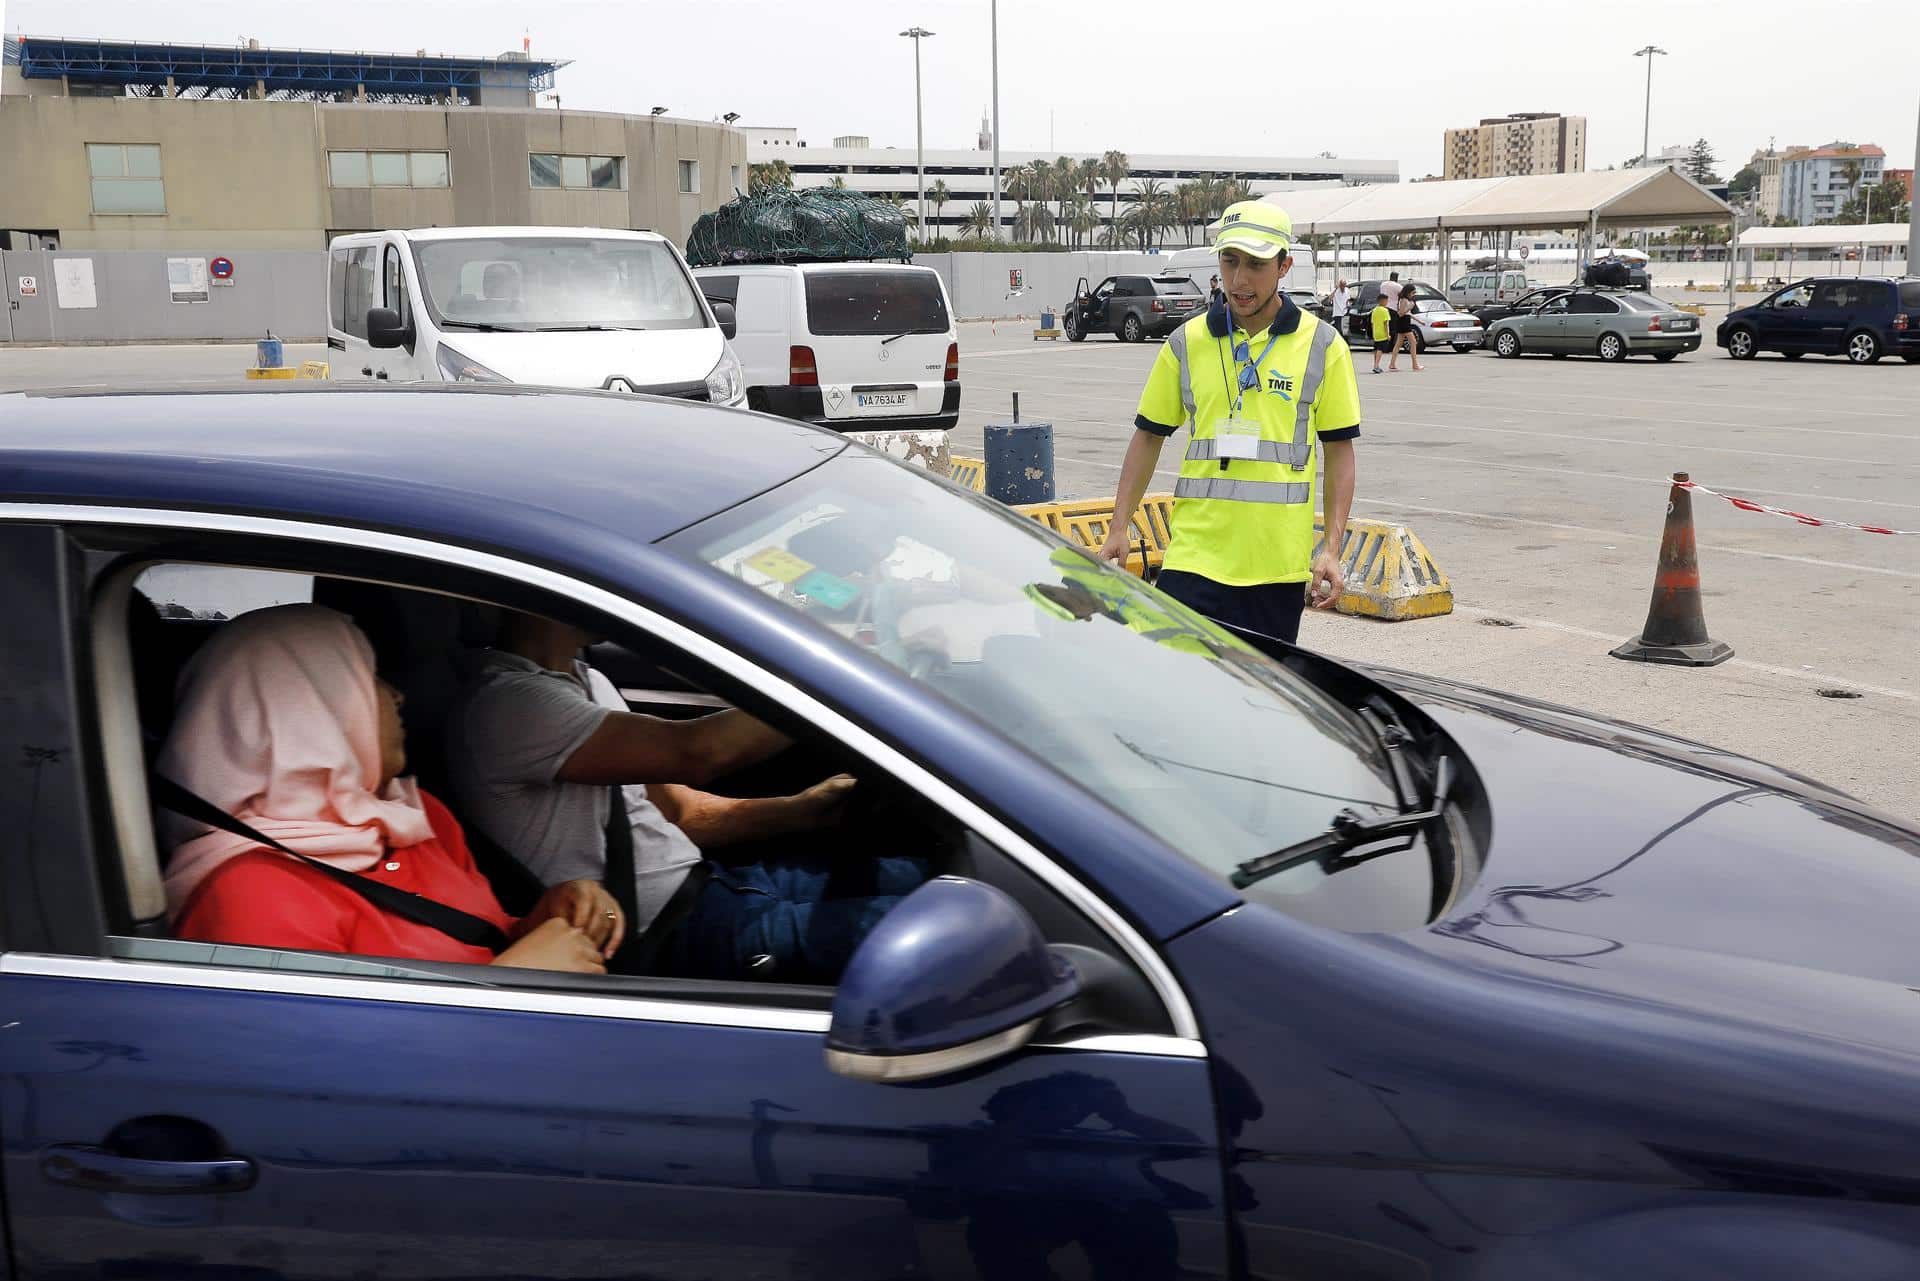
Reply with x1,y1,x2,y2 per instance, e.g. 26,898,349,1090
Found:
698,274,740,305
666,452,1412,922
1569,294,1617,315
1152,278,1200,295
1900,282,1920,309
1771,284,1815,309
1539,297,1571,314
804,270,949,336
1616,294,1662,312
102,555,1117,1001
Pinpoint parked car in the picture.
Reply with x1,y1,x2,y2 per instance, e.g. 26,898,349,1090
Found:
1488,288,1701,361
10,384,1920,1277
328,227,745,405
1062,274,1204,342
1407,297,1486,353
1717,276,1920,365
693,262,959,429
1446,267,1533,309
1471,284,1578,329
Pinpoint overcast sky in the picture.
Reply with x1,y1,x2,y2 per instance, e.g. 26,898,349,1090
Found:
9,0,1918,177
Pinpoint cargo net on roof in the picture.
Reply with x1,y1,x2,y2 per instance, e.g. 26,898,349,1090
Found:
686,189,910,267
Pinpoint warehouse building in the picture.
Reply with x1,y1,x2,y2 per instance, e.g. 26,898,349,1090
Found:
0,35,745,251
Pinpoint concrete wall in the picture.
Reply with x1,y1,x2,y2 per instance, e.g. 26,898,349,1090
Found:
0,96,746,252
1,250,325,342
914,251,1177,320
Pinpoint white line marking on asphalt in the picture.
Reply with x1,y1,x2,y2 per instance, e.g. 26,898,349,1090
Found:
1365,395,1920,443
1448,606,1919,704
1362,412,1916,467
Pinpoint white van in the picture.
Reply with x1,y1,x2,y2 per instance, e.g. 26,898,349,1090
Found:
1446,268,1533,309
691,263,958,430
327,227,745,405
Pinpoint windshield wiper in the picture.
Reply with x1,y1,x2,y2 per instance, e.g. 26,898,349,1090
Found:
438,320,529,333
880,329,928,345
1231,755,1454,889
532,324,648,332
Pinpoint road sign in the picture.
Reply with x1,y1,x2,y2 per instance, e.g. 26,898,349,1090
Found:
1008,268,1025,291
17,276,36,297
1518,244,1530,259
210,256,235,279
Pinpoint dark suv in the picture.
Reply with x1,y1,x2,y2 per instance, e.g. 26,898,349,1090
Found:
1717,276,1920,364
1063,274,1202,342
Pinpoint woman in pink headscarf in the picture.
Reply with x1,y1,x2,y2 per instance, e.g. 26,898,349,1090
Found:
159,603,618,974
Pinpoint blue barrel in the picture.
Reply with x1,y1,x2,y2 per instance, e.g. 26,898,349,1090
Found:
256,338,285,369
1040,308,1056,329
984,421,1055,505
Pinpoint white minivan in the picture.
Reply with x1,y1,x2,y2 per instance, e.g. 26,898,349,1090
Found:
327,226,745,406
691,263,958,430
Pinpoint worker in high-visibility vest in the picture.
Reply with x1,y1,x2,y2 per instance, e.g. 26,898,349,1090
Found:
1098,200,1359,649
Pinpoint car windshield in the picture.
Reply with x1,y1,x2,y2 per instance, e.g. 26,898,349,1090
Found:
1413,299,1455,314
804,271,949,336
1616,294,1665,312
1154,279,1201,294
665,452,1402,892
413,236,708,331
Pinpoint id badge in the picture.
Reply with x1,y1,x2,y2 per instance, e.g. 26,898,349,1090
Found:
1210,414,1262,461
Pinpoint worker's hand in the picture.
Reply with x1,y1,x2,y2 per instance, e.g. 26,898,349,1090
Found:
1096,530,1131,565
790,774,857,830
492,917,607,975
1308,549,1346,610
518,878,625,959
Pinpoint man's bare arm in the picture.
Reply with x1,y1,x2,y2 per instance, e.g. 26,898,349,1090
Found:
646,777,853,849
1097,429,1170,562
557,709,790,787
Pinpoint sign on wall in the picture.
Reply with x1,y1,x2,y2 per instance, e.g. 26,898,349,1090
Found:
16,276,36,297
167,256,210,304
53,259,98,310
1008,268,1025,292
210,256,236,287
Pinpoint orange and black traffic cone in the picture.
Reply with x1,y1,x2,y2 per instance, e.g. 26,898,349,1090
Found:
1611,472,1733,667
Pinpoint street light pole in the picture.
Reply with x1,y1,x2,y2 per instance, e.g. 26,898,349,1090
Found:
899,27,934,243
1910,97,1920,275
1633,44,1666,169
990,0,1002,242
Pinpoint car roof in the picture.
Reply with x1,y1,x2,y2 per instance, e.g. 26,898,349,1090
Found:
0,385,845,551
330,226,671,245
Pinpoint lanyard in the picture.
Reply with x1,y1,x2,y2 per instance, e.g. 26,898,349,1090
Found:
1222,326,1285,416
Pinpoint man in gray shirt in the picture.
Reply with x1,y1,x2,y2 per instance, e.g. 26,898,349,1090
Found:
448,613,922,980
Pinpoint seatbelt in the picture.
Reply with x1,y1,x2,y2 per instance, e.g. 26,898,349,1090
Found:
601,784,713,976
151,775,510,953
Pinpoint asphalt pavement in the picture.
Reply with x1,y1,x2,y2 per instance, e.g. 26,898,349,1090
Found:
3,323,1915,820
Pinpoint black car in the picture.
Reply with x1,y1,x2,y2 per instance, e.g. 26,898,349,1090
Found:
1063,274,1203,342
1472,284,1578,329
1717,276,1920,364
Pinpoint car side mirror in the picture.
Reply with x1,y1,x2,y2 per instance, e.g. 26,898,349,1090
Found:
366,307,412,351
826,877,1080,1083
708,299,738,340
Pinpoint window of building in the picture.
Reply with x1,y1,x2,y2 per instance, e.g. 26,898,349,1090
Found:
679,159,699,194
529,154,626,190
327,152,451,189
86,143,166,215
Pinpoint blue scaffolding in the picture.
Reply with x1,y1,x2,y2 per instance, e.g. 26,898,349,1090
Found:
13,36,567,103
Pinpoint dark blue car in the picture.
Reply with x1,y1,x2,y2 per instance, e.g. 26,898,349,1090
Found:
5,385,1920,1280
1717,275,1920,364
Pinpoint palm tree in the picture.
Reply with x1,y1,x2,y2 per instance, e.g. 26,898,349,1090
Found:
1101,149,1130,245
828,174,848,190
748,160,792,194
1220,176,1255,205
1069,197,1100,249
1837,158,1864,220
962,202,994,238
1130,179,1167,250
1053,155,1075,232
1029,160,1053,240
928,179,951,236
1004,164,1033,241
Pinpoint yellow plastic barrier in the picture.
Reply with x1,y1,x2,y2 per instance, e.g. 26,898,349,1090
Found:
298,360,330,379
1016,493,1451,620
243,366,298,380
947,455,987,492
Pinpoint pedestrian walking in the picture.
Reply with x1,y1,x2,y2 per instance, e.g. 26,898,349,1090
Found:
1209,273,1224,307
1329,278,1351,340
1096,200,1360,651
1369,289,1392,373
1387,284,1423,373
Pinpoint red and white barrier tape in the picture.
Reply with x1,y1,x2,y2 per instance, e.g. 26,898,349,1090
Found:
1675,480,1920,537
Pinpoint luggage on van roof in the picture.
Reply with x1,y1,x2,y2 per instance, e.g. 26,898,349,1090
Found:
686,189,911,267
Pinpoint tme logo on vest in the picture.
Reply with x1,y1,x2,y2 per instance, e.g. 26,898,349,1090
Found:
1265,372,1296,395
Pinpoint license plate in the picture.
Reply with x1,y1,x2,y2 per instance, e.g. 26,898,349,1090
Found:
1670,319,1695,330
854,391,913,410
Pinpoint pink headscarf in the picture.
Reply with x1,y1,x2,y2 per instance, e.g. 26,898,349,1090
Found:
157,603,433,917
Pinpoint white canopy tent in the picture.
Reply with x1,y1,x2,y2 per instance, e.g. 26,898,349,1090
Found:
1227,168,1733,290
1729,223,1912,284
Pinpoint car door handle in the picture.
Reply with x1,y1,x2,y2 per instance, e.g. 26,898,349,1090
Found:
374,370,389,380
39,1144,257,1195
361,366,373,376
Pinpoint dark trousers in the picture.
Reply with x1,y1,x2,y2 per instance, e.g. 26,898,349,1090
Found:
1156,570,1306,653
666,855,931,983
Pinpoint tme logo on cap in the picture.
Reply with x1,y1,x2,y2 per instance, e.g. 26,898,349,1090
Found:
1223,212,1242,225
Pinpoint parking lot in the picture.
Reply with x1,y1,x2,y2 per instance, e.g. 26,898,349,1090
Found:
4,320,1916,820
